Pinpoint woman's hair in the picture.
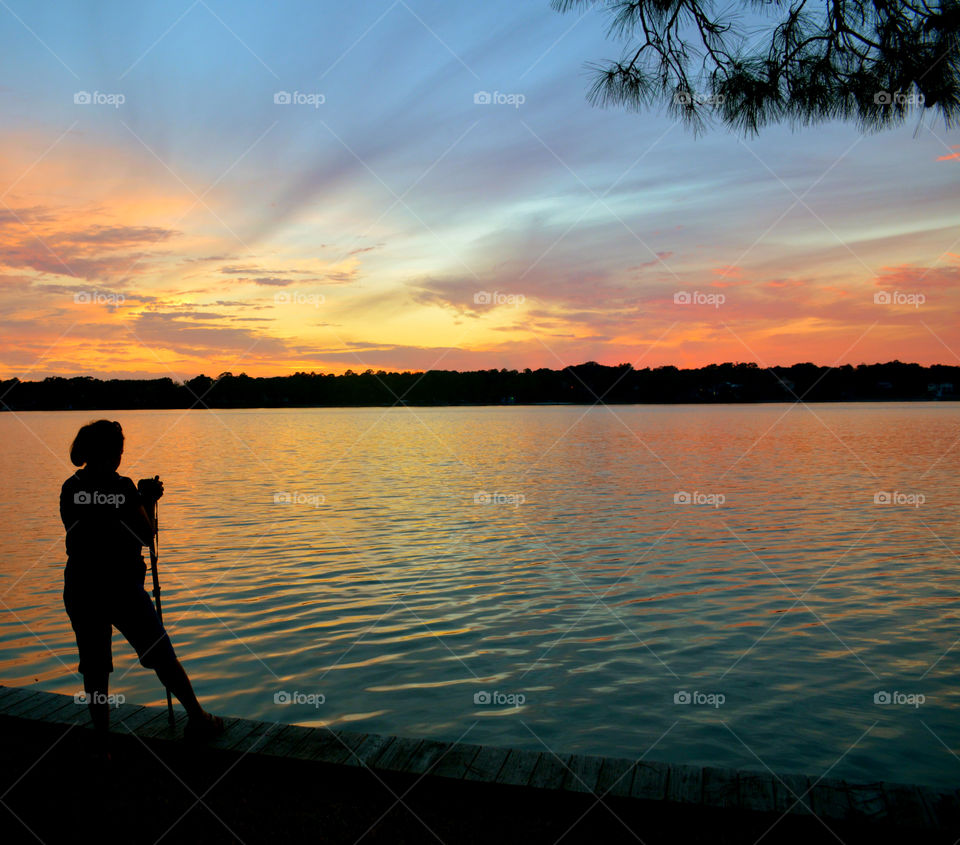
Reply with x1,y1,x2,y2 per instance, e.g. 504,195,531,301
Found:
70,419,124,467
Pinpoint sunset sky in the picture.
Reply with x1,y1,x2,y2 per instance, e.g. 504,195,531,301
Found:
1,0,959,379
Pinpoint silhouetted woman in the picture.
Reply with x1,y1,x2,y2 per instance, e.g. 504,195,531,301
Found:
60,419,222,749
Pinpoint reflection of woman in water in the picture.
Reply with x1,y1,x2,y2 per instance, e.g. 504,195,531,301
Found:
60,419,222,751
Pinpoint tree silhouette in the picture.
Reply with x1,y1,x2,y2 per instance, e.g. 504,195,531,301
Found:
555,0,960,134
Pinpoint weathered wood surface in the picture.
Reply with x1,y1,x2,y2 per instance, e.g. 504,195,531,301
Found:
702,766,739,809
258,723,319,759
404,739,454,775
428,741,481,780
562,752,604,794
463,746,511,783
773,772,814,815
846,781,888,824
883,783,935,829
230,719,282,754
311,730,366,765
495,749,541,787
631,760,669,801
666,763,703,805
810,776,853,821
2,690,48,718
369,735,422,771
594,756,635,799
295,726,351,763
527,752,571,790
1,686,957,832
345,732,394,767
738,771,776,813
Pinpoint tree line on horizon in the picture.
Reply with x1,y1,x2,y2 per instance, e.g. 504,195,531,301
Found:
1,361,957,411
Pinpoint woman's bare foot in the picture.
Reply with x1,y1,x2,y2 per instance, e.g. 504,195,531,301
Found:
184,711,225,742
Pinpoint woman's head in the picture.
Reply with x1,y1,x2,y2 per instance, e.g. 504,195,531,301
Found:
70,419,124,469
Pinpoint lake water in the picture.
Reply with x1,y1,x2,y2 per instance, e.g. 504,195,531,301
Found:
1,403,959,787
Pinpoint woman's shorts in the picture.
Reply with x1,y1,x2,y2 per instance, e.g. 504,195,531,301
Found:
64,572,178,676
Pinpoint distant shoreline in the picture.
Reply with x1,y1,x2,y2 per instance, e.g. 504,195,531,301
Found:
2,398,959,412
2,361,957,411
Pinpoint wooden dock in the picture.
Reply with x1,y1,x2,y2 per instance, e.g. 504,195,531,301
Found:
2,684,957,833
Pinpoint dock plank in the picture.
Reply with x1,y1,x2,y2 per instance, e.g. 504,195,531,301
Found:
370,736,422,772
773,772,813,815
594,757,635,800
921,788,960,830
464,746,511,783
0,687,38,713
204,717,253,750
134,710,186,740
1,690,47,718
883,783,934,829
258,724,319,759
562,753,604,794
296,728,353,764
846,782,887,824
345,733,394,768
0,686,24,705
495,749,542,787
429,742,482,780
702,766,739,809
666,763,703,805
630,761,669,802
313,731,367,766
738,771,776,814
31,693,81,721
403,739,454,775
114,706,162,733
230,719,283,754
526,752,571,790
809,777,852,822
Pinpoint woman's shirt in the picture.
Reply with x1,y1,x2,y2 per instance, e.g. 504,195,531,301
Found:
60,469,150,583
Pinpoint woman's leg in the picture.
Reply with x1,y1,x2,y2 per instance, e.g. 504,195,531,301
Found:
153,657,204,719
114,586,218,729
83,670,111,733
64,577,114,738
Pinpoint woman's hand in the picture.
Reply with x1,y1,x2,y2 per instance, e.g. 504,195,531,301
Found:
137,476,164,503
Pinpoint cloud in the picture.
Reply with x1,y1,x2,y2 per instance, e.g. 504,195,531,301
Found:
219,265,313,275
243,276,296,287
131,311,289,357
873,263,960,290
0,211,181,282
